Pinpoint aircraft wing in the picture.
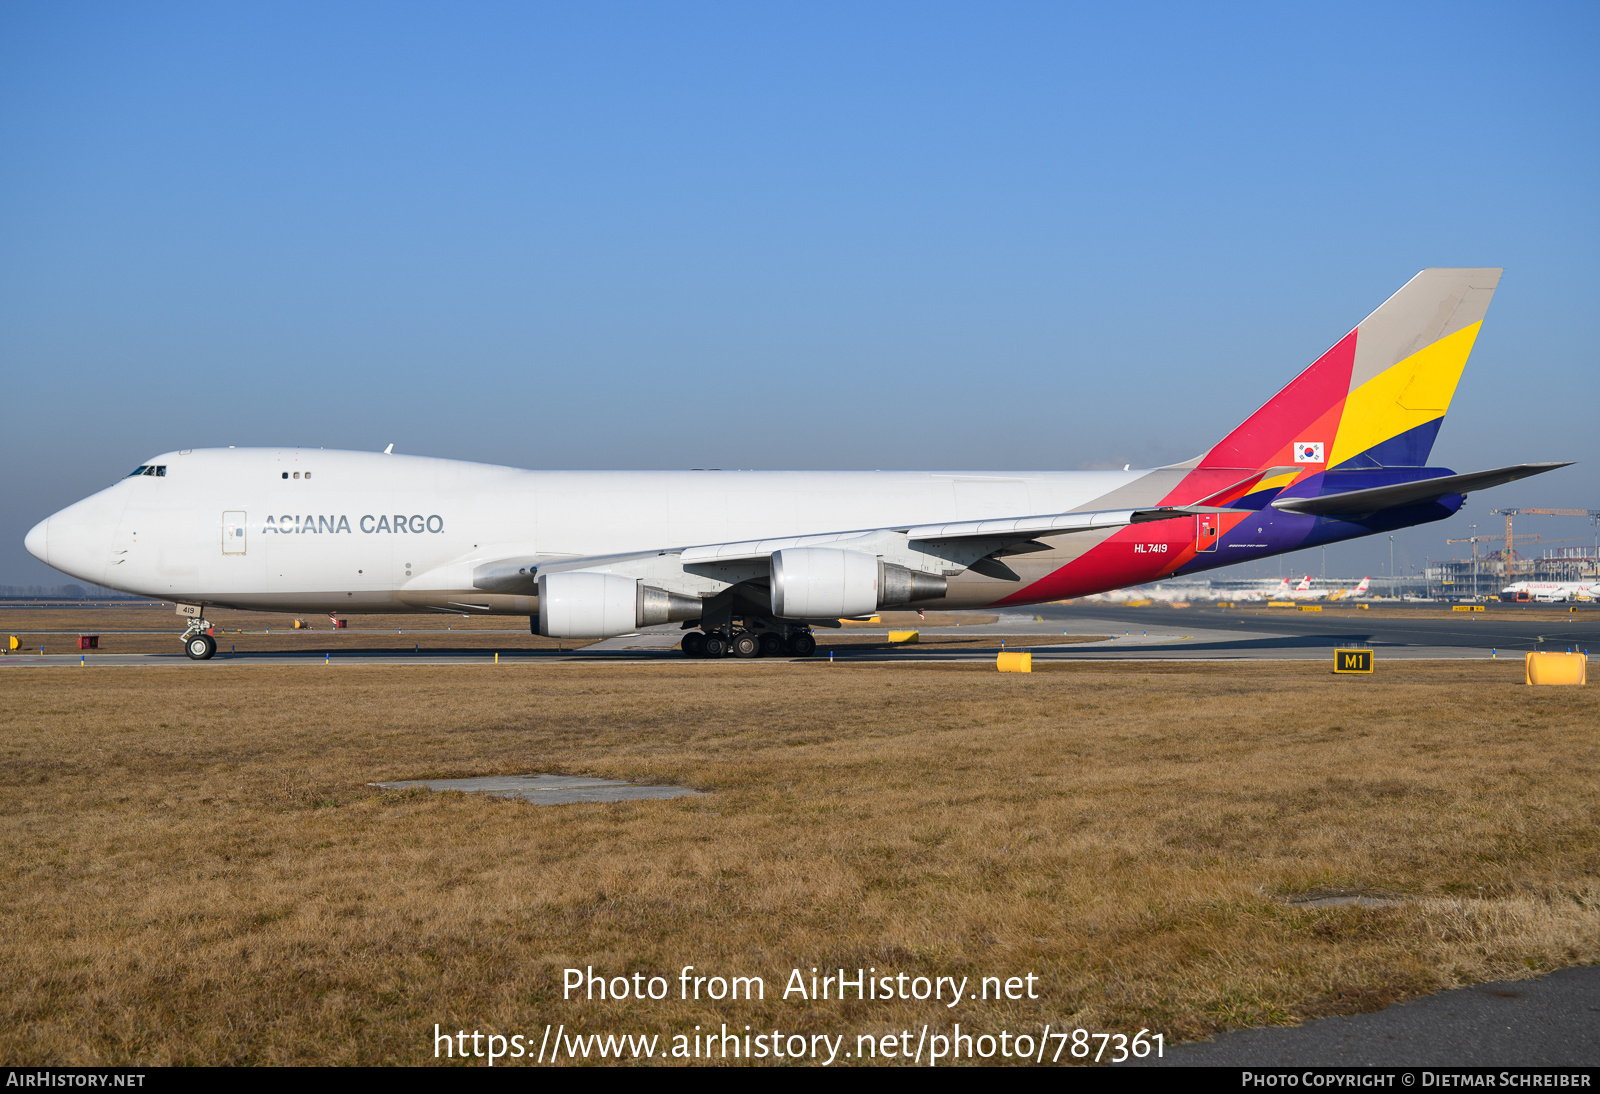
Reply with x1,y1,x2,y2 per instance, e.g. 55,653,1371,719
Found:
677,504,1246,565
1269,462,1572,518
472,503,1245,594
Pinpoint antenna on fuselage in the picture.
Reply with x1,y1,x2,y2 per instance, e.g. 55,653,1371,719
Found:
383,444,394,455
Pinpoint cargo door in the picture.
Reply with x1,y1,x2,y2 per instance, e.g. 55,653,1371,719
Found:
1196,512,1220,553
222,511,247,555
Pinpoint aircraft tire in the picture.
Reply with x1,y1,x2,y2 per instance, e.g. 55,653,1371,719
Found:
701,634,728,658
681,632,706,658
732,631,761,658
185,634,216,660
758,632,785,657
786,632,816,657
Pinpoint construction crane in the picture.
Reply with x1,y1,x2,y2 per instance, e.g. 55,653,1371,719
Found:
1490,508,1600,579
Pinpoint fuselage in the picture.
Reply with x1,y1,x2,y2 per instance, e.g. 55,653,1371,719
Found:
25,447,1462,616
23,448,1136,613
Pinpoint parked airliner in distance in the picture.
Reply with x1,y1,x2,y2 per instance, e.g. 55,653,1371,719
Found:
24,268,1570,659
1282,575,1373,602
1499,581,1599,603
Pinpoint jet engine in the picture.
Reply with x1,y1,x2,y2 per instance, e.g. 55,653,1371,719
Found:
769,548,946,618
537,572,700,637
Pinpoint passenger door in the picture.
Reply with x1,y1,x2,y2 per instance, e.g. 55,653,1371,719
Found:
222,511,247,555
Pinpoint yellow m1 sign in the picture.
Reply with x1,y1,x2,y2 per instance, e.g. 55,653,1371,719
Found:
1334,648,1373,673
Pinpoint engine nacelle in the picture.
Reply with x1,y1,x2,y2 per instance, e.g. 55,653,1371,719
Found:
537,572,700,637
770,548,947,618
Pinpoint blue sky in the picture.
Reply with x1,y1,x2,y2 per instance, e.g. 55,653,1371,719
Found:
3,2,1596,585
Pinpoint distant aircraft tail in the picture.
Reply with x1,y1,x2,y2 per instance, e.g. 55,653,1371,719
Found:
1180,268,1501,507
1294,575,1313,591
1329,576,1370,600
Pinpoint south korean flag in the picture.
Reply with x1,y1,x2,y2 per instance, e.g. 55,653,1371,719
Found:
1294,441,1325,464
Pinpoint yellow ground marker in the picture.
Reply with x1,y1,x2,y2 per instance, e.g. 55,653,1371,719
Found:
997,651,1032,673
887,630,919,644
1298,604,1322,612
1268,600,1296,607
1334,649,1373,673
1452,605,1485,612
1526,652,1586,686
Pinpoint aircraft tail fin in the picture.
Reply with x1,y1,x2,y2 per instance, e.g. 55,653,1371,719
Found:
1196,269,1502,495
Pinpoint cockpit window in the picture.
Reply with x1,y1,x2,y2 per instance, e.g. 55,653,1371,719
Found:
128,466,147,477
127,466,166,477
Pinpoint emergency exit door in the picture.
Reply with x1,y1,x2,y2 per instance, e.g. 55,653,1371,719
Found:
1196,512,1220,553
223,511,247,554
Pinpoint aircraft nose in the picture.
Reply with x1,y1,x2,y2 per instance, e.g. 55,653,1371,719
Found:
24,518,48,564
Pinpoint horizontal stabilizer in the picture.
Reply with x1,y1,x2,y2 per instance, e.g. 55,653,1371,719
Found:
1269,462,1572,517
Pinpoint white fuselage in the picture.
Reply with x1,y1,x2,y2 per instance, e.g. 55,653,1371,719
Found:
27,448,1148,614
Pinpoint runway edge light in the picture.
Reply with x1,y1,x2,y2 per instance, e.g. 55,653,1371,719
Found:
1526,651,1586,686
1333,649,1373,673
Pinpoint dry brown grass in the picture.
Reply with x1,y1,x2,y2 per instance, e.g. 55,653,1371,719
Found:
1,660,1596,1065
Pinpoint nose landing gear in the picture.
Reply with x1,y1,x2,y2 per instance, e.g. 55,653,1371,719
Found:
181,616,218,660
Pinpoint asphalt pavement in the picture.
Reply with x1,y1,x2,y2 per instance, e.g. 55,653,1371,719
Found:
1139,964,1600,1066
4,603,1597,666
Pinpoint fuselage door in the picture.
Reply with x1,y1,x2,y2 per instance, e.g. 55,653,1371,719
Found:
1196,512,1220,553
223,511,247,555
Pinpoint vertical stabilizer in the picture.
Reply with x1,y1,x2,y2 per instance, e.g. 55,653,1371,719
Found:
1197,268,1501,481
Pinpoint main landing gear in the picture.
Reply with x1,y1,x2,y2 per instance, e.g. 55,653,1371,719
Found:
681,623,816,658
182,617,218,660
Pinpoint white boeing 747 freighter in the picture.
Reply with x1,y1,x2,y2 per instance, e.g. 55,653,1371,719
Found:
24,269,1569,658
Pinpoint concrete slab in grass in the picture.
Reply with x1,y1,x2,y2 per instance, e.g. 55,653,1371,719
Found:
374,773,705,804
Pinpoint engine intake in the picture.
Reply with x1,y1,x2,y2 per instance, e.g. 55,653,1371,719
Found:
770,548,946,618
537,572,700,638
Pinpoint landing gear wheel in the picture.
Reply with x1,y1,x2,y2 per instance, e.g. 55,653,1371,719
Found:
701,634,728,659
758,632,785,657
732,631,761,658
786,632,816,657
185,634,217,660
681,632,706,658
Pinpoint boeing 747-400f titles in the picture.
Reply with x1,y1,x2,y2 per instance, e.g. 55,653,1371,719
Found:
24,268,1573,659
